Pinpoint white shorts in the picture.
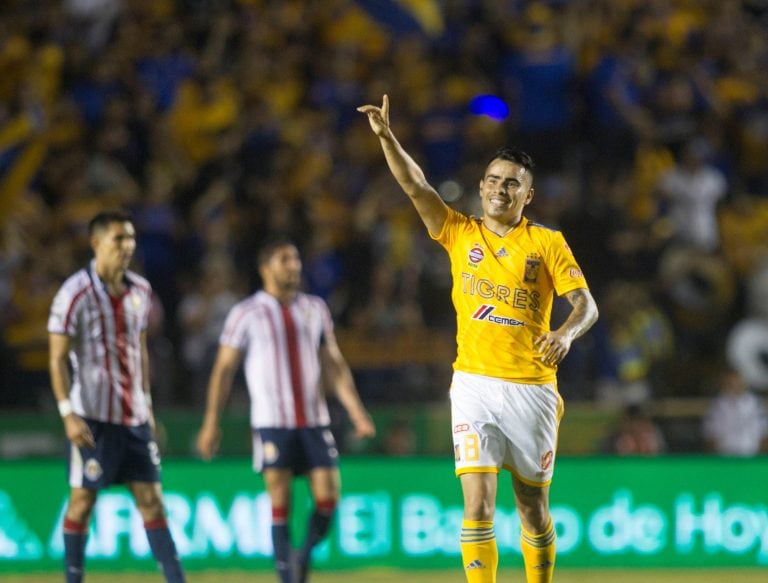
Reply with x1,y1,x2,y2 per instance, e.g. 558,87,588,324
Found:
450,370,564,486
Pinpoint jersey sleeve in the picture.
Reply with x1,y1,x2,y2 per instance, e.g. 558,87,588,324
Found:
48,282,86,336
140,284,153,332
317,297,335,345
430,207,464,251
219,302,250,350
548,231,589,296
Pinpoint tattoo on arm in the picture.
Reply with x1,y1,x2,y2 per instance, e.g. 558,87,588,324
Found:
561,288,599,340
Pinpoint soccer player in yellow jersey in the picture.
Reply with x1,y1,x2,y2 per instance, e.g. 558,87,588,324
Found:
359,96,599,583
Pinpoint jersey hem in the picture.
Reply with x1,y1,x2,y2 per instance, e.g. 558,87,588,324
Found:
452,367,558,386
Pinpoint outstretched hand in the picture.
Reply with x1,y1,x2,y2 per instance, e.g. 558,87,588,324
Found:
357,94,390,137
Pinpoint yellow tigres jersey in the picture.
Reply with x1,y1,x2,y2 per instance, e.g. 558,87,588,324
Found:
432,208,589,384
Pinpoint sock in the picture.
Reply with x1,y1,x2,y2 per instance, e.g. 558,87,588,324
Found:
63,517,88,583
297,499,336,583
271,506,293,583
520,517,556,583
144,518,186,583
460,519,497,583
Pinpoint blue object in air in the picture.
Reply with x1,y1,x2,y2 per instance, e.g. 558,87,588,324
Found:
469,95,509,121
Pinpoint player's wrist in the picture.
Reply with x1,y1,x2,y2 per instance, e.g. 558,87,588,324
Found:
57,398,74,418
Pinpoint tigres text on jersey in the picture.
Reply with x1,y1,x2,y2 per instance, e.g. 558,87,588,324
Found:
432,208,589,383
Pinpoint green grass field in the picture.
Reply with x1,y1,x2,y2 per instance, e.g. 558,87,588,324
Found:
8,569,768,583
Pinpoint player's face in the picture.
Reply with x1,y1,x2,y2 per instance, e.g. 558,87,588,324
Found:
263,244,302,291
92,221,136,274
479,159,534,223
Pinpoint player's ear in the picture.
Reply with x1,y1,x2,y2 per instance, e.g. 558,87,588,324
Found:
90,230,102,254
525,187,535,205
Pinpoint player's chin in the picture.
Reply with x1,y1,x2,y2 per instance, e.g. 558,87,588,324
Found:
485,204,510,217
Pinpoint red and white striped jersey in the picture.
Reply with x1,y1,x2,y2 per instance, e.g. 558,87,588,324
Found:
48,261,153,426
220,290,333,429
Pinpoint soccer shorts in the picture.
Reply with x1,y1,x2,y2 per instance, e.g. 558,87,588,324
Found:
67,419,161,489
450,370,563,486
252,427,339,475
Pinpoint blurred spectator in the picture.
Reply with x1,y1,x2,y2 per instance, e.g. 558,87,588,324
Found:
725,318,768,394
600,404,667,456
65,0,122,52
746,257,768,320
176,252,240,404
703,366,768,456
657,247,737,355
501,2,578,172
593,281,674,405
2,0,768,413
719,193,768,280
653,137,728,252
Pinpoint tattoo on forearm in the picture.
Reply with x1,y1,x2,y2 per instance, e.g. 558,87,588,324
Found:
563,289,598,339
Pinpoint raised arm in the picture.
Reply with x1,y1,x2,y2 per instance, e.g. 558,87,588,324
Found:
358,94,448,235
196,344,242,460
534,288,599,367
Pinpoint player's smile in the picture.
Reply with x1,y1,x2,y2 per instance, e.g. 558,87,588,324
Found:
488,193,510,208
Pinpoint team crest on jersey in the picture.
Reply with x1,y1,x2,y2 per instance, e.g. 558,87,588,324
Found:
263,441,279,464
84,458,103,481
468,245,485,266
524,254,541,283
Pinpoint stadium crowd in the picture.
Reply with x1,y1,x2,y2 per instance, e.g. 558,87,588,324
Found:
1,0,767,452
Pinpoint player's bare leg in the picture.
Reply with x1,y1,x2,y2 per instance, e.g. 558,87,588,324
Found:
129,482,186,583
263,469,295,583
296,467,341,583
513,479,555,583
459,472,499,583
63,488,96,583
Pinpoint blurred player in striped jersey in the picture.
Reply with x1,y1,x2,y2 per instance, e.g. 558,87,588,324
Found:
196,236,375,583
359,96,598,583
48,210,185,583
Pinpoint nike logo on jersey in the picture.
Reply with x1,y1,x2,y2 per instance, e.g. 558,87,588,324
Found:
471,304,525,327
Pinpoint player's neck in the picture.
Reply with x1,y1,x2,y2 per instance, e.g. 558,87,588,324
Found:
482,215,523,237
265,285,298,305
95,263,126,296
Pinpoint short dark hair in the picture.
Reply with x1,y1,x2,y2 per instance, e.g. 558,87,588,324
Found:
489,147,535,174
257,235,298,267
88,209,133,236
